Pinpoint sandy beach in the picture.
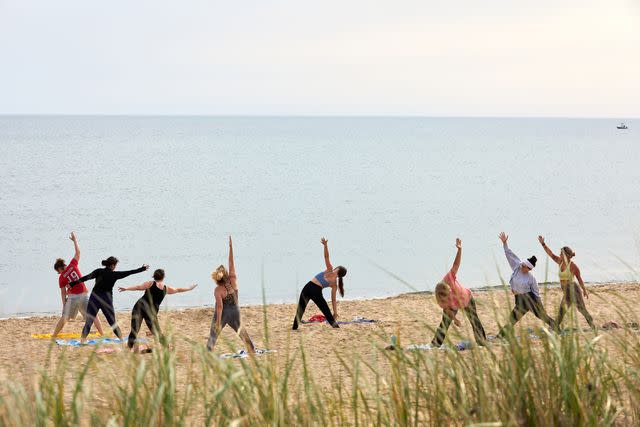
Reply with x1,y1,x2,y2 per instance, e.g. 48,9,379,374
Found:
1,282,639,393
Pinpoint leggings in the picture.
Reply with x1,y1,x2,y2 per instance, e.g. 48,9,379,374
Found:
292,282,339,330
556,283,595,329
498,292,555,336
82,291,122,339
207,304,255,351
431,298,487,346
127,301,161,348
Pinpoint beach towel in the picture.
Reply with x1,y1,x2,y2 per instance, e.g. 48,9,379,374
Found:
219,349,277,359
55,338,147,347
32,332,102,339
302,316,376,325
405,341,473,352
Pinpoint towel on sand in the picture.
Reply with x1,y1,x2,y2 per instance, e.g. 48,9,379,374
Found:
32,332,102,339
55,338,148,347
302,316,377,325
405,341,473,352
219,349,277,359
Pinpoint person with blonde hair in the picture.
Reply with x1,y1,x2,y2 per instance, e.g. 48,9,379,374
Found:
430,238,486,347
538,236,595,330
206,236,255,353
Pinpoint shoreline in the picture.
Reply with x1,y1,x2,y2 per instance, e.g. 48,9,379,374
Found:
1,280,635,321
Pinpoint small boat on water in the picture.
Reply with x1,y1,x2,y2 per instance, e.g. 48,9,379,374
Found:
617,122,628,129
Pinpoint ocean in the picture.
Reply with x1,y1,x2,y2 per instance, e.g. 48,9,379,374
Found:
0,116,638,317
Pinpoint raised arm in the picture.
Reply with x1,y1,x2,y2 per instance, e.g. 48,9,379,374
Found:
451,238,462,275
321,237,333,271
499,232,521,270
118,281,153,292
113,265,149,280
538,236,561,264
69,269,98,287
228,236,237,288
166,283,198,295
70,232,80,261
572,263,589,299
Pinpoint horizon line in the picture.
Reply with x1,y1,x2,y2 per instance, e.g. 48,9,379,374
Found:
0,113,637,120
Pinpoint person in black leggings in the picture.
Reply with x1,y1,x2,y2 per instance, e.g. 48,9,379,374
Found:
69,256,148,343
119,268,197,352
292,237,347,330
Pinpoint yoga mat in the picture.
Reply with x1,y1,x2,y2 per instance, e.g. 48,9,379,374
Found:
302,316,376,325
219,349,276,359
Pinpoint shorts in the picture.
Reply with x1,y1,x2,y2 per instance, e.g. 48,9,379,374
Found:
63,293,89,319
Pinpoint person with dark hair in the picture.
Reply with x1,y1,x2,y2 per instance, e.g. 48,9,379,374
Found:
119,269,197,352
207,236,255,353
51,232,105,337
430,238,486,347
292,237,347,330
538,236,595,330
69,256,148,343
497,232,555,337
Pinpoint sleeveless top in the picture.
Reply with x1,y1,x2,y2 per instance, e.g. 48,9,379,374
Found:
142,281,167,311
314,271,331,288
221,280,238,305
559,263,574,283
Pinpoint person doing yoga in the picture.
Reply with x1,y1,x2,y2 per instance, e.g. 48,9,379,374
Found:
207,236,255,353
431,238,487,347
538,236,595,330
292,237,347,330
52,232,105,337
69,256,148,343
497,232,555,336
119,269,197,351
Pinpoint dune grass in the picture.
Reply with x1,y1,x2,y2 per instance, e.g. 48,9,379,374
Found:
1,293,639,427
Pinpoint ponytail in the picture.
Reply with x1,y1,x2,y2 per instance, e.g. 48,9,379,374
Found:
336,265,347,298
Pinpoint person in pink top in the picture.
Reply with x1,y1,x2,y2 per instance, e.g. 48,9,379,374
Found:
430,238,487,347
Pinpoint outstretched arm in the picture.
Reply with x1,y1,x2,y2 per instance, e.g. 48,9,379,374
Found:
321,237,333,271
499,232,521,270
572,263,589,299
167,283,198,295
118,281,153,292
215,290,223,331
113,265,149,280
451,238,462,275
228,236,237,288
60,287,67,308
69,269,98,287
538,236,561,264
444,308,461,327
70,232,80,261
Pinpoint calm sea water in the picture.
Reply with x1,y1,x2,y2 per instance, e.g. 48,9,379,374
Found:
0,116,638,317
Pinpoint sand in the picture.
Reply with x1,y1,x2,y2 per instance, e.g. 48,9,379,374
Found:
1,283,639,394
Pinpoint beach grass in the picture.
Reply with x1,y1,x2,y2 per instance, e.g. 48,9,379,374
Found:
1,295,640,427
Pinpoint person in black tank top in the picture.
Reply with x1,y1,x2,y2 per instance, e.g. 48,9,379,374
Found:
119,269,197,351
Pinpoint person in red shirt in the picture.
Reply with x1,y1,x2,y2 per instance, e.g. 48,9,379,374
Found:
52,232,104,337
430,238,486,347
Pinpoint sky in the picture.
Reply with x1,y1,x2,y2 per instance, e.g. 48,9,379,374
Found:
0,0,639,116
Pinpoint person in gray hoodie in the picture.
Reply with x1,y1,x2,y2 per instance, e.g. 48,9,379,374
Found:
497,232,555,337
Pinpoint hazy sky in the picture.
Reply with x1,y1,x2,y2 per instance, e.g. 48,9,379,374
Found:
1,1,639,116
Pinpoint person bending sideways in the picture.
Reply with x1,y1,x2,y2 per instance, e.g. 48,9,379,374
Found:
69,256,148,344
538,236,595,330
119,269,197,352
207,236,255,353
497,232,555,337
52,232,104,337
431,238,487,347
292,237,347,330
